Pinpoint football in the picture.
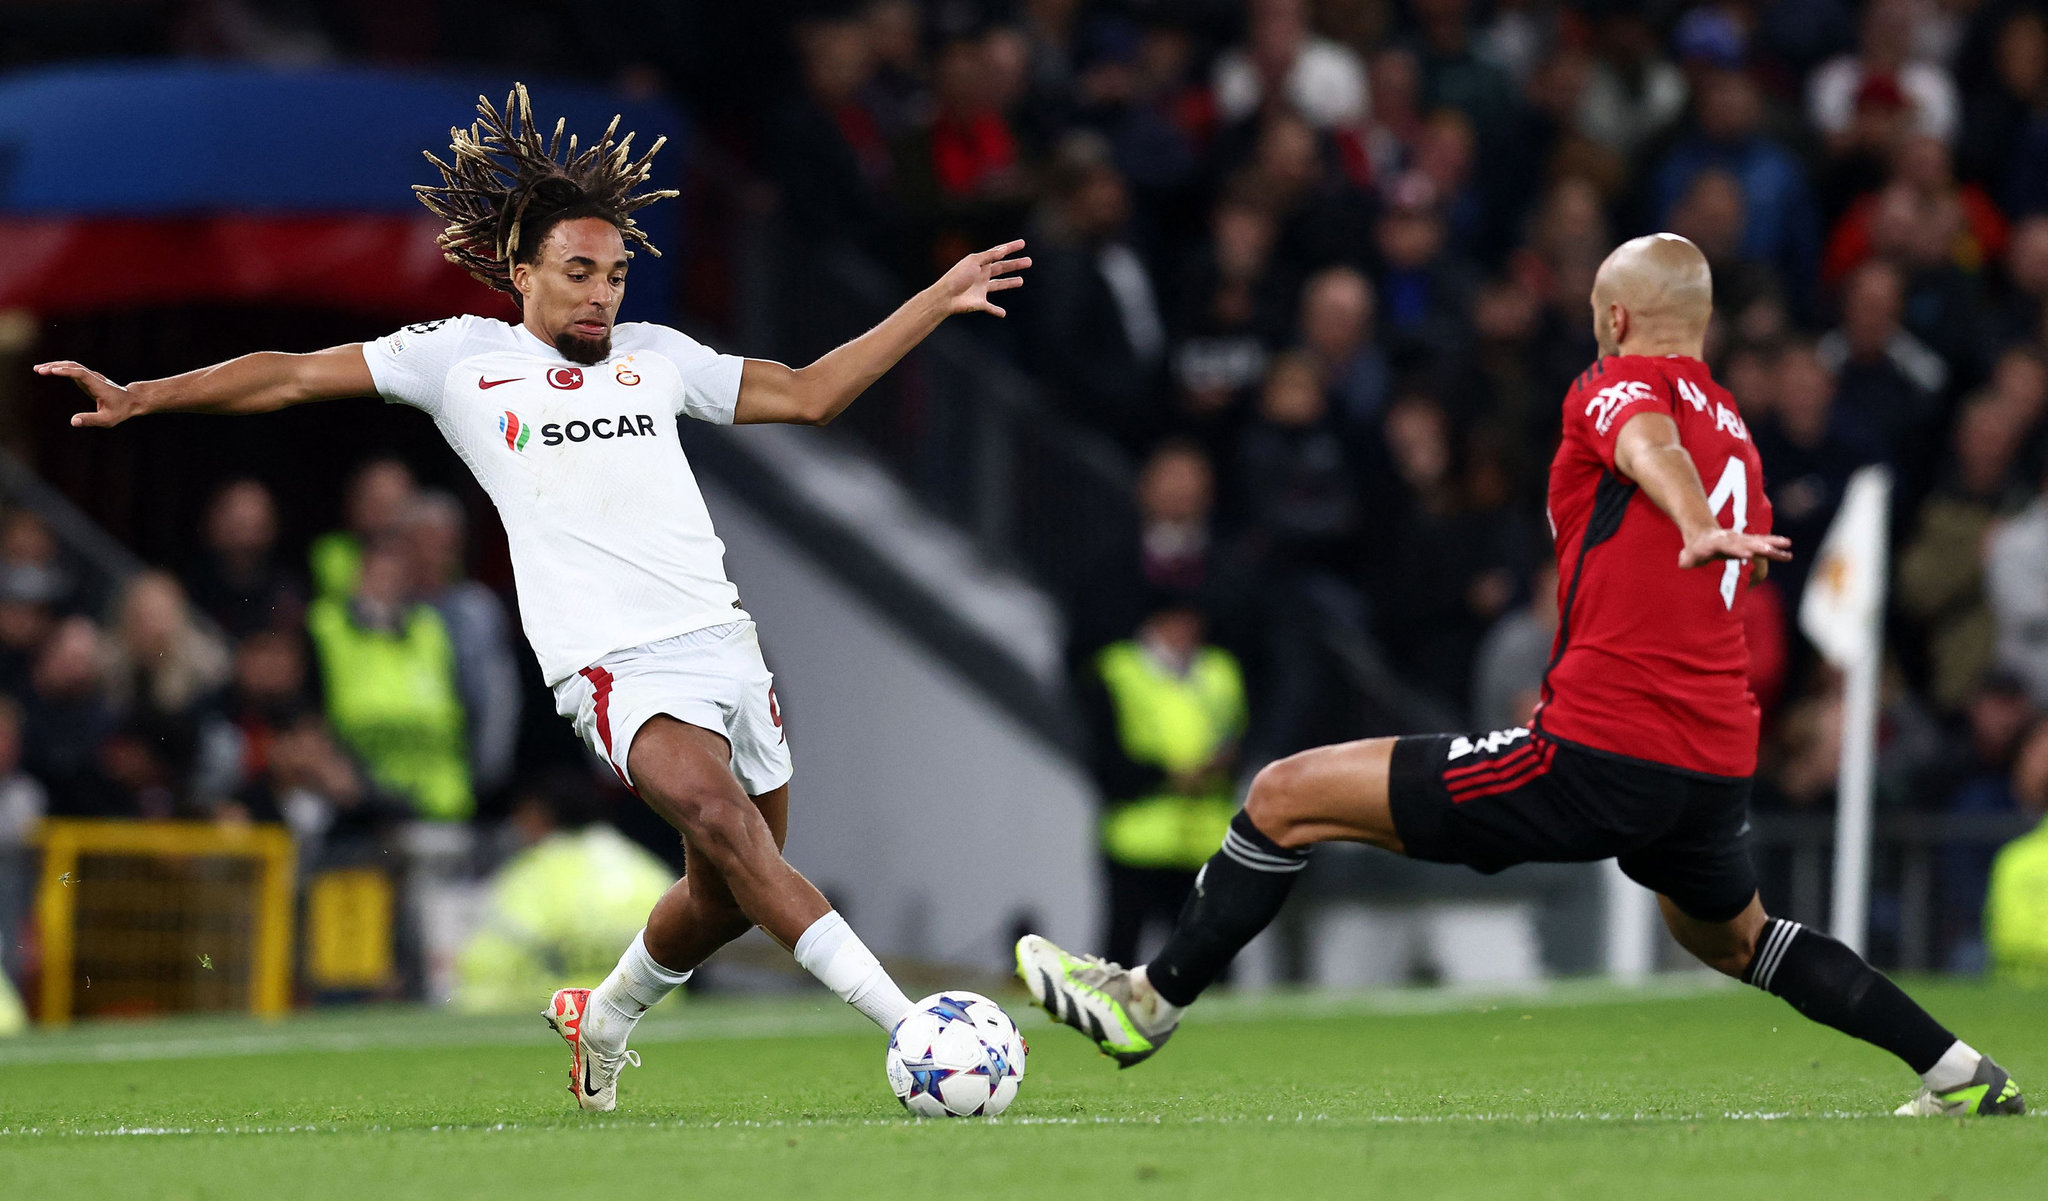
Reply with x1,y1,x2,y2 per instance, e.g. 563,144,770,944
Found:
884,992,1027,1117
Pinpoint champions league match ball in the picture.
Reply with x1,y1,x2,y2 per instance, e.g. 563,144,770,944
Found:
884,992,1027,1117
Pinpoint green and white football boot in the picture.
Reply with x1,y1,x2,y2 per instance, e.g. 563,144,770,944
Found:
1894,1056,2026,1116
1014,934,1176,1068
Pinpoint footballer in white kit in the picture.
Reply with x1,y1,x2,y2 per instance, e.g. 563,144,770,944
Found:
36,84,1031,1112
360,315,792,799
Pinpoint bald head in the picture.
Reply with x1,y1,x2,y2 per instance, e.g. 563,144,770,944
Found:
1591,233,1714,358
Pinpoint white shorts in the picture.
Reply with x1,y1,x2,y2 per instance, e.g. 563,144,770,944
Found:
552,621,793,797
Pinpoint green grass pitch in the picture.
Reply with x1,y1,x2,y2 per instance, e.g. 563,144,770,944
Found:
1,977,2041,1199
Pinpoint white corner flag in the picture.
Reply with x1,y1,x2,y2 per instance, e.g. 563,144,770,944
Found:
1797,465,1892,954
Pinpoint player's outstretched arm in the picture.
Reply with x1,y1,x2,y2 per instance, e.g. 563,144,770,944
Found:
35,344,376,429
1613,410,1792,571
732,240,1030,426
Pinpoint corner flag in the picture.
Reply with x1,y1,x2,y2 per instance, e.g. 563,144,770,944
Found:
1797,464,1891,954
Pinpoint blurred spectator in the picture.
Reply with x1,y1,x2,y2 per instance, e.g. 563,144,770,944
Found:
0,695,46,990
1212,0,1368,130
1987,458,2048,709
1372,173,1477,362
1577,10,1688,160
1653,68,1820,300
1935,673,2040,970
1472,561,1555,732
860,0,930,138
1071,14,1210,208
307,539,472,822
1134,440,1216,601
772,17,893,253
1233,109,1373,272
1408,0,1518,149
1808,0,1961,148
238,709,404,856
22,616,115,815
1898,389,2038,709
0,553,60,697
895,31,1030,269
1071,439,1246,659
185,479,305,637
402,491,522,798
1751,340,1882,608
1992,214,2048,348
1080,597,1245,969
1237,351,1359,579
1237,351,1368,758
1023,132,1166,449
103,570,230,727
1668,167,1783,331
0,510,75,617
1169,193,1293,452
1380,401,1535,711
1296,265,1389,435
214,629,312,794
1960,7,2047,204
1823,135,2007,292
1817,259,1945,493
1985,719,2048,984
310,458,417,600
452,772,675,1013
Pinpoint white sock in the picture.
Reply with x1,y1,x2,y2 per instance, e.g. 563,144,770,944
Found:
792,910,914,1032
1921,1040,1982,1093
586,929,692,1051
1130,965,1185,1030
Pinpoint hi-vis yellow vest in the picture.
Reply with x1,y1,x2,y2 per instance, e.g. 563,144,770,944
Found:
307,596,473,821
1096,640,1247,870
1987,822,2048,987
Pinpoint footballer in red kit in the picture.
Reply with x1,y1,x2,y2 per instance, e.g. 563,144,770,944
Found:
1019,234,2025,1118
1538,353,1773,780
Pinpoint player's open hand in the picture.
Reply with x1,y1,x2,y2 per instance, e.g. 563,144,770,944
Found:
1679,526,1792,570
34,361,142,429
933,240,1031,318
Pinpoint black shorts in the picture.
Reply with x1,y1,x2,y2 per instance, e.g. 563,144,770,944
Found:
1387,727,1758,923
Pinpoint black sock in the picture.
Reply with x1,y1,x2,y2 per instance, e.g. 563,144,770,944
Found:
1145,811,1309,1008
1743,918,1956,1074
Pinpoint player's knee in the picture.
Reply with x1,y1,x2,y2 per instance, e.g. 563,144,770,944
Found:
665,790,755,860
1685,923,1761,979
1244,756,1313,848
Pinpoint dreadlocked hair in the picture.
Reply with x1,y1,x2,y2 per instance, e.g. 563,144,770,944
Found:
413,82,678,298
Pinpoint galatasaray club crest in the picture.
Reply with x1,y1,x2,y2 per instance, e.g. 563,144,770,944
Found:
498,411,530,451
547,366,584,390
615,362,641,386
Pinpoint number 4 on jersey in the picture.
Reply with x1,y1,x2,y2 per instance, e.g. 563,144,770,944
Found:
1705,456,1748,610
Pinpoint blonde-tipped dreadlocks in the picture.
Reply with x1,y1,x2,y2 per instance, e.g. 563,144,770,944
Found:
414,83,678,296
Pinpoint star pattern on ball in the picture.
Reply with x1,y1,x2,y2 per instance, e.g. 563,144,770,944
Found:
926,996,976,1025
902,1058,956,1100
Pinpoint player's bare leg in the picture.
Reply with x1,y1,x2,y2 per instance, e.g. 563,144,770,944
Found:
552,718,912,1110
1018,738,1400,1065
1658,892,2023,1115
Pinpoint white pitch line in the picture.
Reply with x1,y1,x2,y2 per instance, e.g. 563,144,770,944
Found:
0,1109,1912,1140
0,977,1735,1068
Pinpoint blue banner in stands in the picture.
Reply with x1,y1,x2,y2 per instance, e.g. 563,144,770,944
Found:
0,63,682,314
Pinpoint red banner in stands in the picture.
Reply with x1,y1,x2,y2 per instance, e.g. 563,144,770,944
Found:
0,215,515,319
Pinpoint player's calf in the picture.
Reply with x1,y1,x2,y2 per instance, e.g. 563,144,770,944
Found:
1691,903,2026,1117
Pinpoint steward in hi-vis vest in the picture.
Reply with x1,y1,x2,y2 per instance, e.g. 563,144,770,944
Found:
307,541,472,822
1082,600,1246,967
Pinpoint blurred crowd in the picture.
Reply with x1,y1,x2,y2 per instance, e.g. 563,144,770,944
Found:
8,0,2048,983
758,0,2048,970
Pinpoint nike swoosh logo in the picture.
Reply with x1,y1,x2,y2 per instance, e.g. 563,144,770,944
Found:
478,377,521,389
583,1060,603,1097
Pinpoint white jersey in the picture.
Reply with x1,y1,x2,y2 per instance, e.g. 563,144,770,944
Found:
362,315,749,686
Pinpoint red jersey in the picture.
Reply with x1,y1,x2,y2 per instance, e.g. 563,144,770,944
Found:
1534,355,1773,778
